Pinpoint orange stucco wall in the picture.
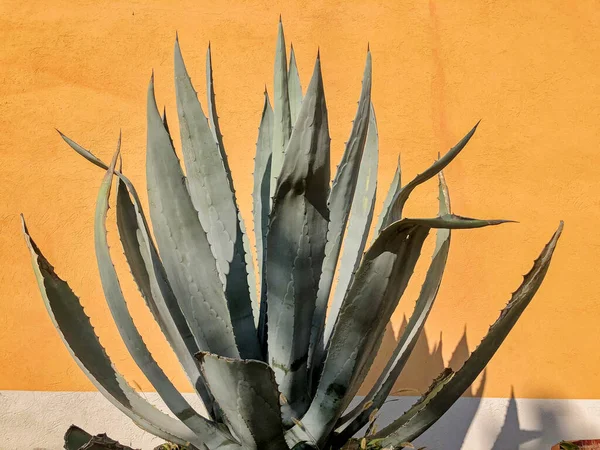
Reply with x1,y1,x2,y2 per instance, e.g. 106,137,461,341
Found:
1,0,598,401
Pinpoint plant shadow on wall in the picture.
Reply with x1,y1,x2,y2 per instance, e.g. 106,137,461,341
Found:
362,324,531,450
21,20,563,450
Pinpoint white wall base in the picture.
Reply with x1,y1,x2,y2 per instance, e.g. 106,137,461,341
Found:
1,391,599,449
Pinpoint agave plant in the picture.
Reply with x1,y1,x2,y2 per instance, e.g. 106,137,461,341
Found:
22,21,562,450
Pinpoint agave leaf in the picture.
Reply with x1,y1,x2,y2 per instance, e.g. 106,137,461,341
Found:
335,172,451,441
324,102,378,351
288,44,303,126
266,55,330,423
287,215,509,447
146,74,239,358
21,218,205,447
382,122,478,227
64,425,139,450
64,425,94,450
373,222,563,446
373,157,401,239
254,91,274,353
115,176,217,416
309,50,372,370
175,39,261,359
197,353,289,450
207,44,260,334
270,19,292,204
57,131,217,416
206,43,233,192
95,144,234,447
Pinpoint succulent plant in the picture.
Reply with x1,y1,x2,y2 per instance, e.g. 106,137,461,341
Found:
22,20,562,450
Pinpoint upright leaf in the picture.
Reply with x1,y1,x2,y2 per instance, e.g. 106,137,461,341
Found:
266,55,330,423
310,51,372,369
288,43,303,126
324,103,378,350
146,74,239,358
287,215,509,447
21,218,205,448
335,172,451,442
175,40,260,359
373,223,563,446
95,144,232,447
382,122,478,227
254,91,274,353
270,19,292,203
373,156,401,239
198,354,289,450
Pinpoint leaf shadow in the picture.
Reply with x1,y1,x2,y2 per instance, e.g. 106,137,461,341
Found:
357,318,567,450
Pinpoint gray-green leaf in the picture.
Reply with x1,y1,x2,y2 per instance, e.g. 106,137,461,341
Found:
288,43,303,126
175,40,260,359
324,102,378,352
254,91,274,354
382,122,478,227
335,172,451,442
271,19,292,204
266,55,330,424
310,50,372,371
373,222,563,446
21,217,204,447
95,143,232,448
198,353,289,450
146,74,239,358
288,215,509,447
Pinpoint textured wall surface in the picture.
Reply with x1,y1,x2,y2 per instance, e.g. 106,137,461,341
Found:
1,0,599,448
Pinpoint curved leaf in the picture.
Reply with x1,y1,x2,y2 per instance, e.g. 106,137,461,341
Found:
374,222,563,446
310,51,372,370
287,215,509,447
146,74,239,358
270,19,292,203
266,55,330,423
254,91,274,354
58,131,217,415
382,122,478,227
21,217,204,447
335,172,451,441
198,353,289,450
175,40,260,359
95,144,233,448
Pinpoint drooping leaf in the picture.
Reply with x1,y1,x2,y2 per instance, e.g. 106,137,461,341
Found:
288,43,303,126
270,19,292,204
373,222,563,446
64,425,94,450
146,74,239,358
335,172,451,442
57,131,216,415
198,353,289,450
175,39,261,359
254,91,274,354
64,425,138,450
324,102,378,352
287,215,509,447
382,122,479,227
266,54,330,423
373,157,401,239
309,50,372,371
95,143,232,447
21,217,204,447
